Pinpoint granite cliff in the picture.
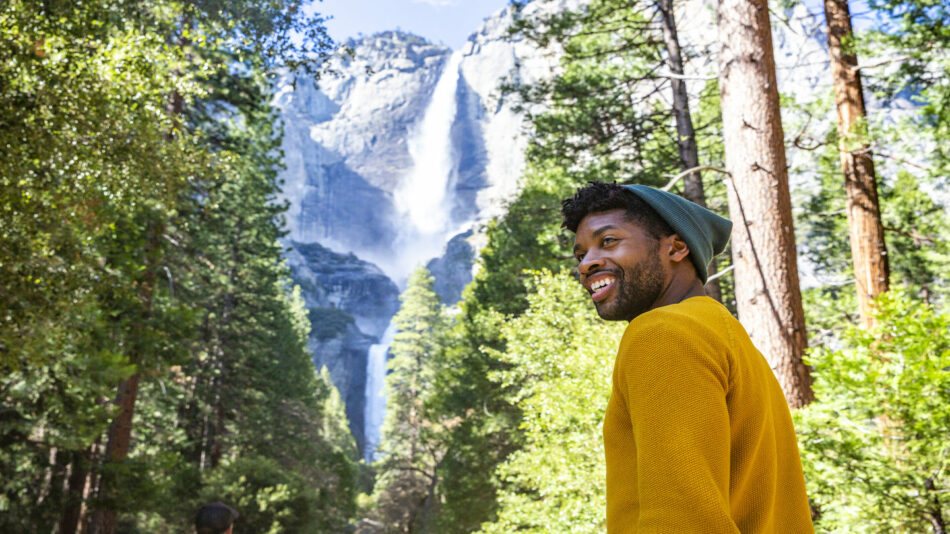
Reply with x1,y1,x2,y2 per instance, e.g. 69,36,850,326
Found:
285,241,399,449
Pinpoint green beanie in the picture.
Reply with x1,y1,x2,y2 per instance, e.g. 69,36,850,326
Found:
622,184,732,284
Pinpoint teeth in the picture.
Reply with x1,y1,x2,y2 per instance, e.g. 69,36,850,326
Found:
591,278,614,291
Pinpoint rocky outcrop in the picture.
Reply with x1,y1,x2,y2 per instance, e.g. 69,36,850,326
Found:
285,241,399,448
426,230,477,304
275,32,451,266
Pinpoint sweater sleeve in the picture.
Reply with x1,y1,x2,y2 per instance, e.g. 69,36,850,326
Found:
616,320,740,533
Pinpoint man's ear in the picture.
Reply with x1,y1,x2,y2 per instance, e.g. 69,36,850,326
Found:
667,234,690,264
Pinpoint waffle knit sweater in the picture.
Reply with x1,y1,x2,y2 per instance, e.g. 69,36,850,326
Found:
603,296,814,533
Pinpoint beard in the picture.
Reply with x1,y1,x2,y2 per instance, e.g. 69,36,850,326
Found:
594,247,666,322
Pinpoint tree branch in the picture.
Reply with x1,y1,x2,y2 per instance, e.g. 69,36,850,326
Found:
851,54,911,73
654,70,717,81
706,264,734,282
661,165,730,191
883,225,937,245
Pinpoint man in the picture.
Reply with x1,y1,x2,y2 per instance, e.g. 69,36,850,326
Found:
562,182,813,533
194,502,238,534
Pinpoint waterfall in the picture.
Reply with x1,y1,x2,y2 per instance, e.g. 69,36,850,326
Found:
363,322,396,461
390,50,465,281
363,50,464,461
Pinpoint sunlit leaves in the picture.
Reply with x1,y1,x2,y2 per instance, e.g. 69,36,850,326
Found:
796,288,950,532
480,270,624,534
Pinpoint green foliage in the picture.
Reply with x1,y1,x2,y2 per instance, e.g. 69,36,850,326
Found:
880,172,950,301
796,288,950,532
509,0,679,187
201,455,326,534
865,0,950,165
0,0,358,530
480,270,624,534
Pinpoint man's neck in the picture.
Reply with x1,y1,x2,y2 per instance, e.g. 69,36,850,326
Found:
651,275,707,312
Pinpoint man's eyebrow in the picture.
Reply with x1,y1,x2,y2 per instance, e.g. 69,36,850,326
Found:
573,224,621,253
592,224,620,238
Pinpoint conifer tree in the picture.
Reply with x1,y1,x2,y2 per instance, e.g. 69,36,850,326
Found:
369,267,449,533
823,0,889,328
0,1,358,531
714,0,813,407
479,270,624,533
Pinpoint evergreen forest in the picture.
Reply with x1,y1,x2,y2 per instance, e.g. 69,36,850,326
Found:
2,0,949,532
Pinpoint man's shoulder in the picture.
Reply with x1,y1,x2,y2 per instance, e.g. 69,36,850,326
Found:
626,296,732,337
615,297,735,386
616,296,737,367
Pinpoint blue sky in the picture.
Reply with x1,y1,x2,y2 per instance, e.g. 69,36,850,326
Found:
314,0,884,51
317,0,511,50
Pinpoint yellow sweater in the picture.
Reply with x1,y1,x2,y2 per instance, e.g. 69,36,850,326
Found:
603,297,813,533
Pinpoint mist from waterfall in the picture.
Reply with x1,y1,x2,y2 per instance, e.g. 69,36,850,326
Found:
364,50,465,460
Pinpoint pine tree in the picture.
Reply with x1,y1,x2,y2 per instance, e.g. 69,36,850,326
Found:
369,267,449,533
0,1,358,530
479,270,624,533
823,0,889,328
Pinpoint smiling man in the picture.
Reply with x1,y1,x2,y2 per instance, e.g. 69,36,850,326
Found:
562,182,813,533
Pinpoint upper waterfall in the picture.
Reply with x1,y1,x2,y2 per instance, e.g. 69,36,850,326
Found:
392,50,465,282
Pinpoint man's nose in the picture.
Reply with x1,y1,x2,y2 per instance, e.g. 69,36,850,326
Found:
578,249,604,276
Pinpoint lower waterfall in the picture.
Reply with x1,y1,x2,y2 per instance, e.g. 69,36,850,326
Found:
363,322,396,461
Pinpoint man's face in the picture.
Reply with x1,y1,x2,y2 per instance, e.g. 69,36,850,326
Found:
573,209,667,322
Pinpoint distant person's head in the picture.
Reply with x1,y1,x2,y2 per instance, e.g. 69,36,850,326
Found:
195,502,238,534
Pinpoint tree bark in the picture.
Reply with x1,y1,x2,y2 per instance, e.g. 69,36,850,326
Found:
654,0,723,302
925,476,947,534
714,0,813,407
823,0,889,328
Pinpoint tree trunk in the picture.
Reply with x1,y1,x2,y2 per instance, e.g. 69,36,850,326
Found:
925,476,946,534
823,0,889,328
43,447,68,519
714,0,813,407
59,447,92,534
87,373,140,534
654,0,723,302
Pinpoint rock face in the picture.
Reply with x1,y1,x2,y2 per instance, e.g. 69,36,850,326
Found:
285,241,400,449
426,230,477,304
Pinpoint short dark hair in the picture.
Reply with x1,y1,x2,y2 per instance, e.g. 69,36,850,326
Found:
561,181,674,238
195,502,238,534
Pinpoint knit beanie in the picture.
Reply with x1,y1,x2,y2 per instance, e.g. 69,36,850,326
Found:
622,184,732,283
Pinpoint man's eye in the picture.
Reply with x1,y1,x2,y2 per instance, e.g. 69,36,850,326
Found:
575,253,585,262
602,237,617,245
